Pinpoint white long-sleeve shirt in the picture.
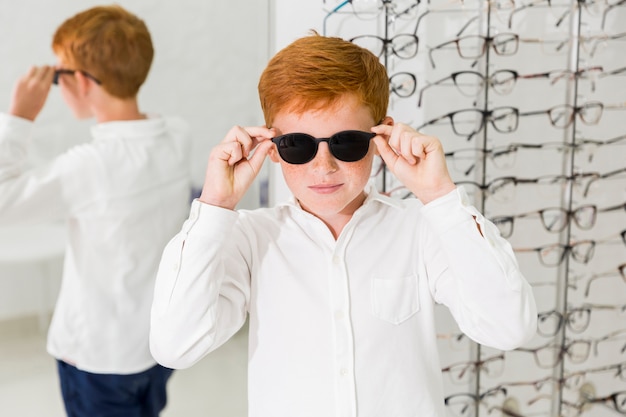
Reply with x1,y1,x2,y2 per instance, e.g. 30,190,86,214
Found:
150,185,537,416
0,113,191,374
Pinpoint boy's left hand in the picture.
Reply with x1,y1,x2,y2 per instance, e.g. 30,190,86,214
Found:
372,123,456,204
9,65,55,121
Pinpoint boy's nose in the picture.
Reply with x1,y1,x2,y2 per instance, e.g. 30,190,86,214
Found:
311,142,338,173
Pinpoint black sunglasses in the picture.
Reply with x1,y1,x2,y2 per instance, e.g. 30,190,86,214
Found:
53,69,102,85
271,130,376,165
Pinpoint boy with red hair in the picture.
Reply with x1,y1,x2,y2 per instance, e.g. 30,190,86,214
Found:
150,33,536,416
0,5,190,416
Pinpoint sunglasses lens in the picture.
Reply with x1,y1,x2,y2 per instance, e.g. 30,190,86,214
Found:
330,131,373,162
274,131,374,164
276,134,318,164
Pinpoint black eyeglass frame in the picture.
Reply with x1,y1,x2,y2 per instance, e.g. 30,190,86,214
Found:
389,71,417,98
271,130,376,165
519,101,604,129
491,204,599,238
428,33,520,69
418,69,521,107
417,106,520,141
53,69,102,85
349,33,420,59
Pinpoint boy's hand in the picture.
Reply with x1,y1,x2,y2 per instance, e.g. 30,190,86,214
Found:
9,66,55,121
372,123,456,204
199,125,276,210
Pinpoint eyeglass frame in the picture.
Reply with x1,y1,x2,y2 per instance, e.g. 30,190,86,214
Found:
443,138,623,178
581,390,626,414
491,204,598,238
270,130,376,165
441,354,505,384
445,144,534,177
445,387,508,416
417,106,520,141
554,0,626,31
458,170,616,204
349,33,420,59
428,33,520,69
519,101,604,129
389,71,417,98
53,68,102,85
321,0,421,35
515,339,592,368
514,240,596,267
592,328,626,357
456,175,538,202
418,66,606,107
520,65,605,92
584,262,626,297
537,303,623,337
518,227,626,266
497,361,626,394
418,69,521,107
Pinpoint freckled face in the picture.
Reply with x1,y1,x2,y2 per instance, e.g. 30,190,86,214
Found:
270,95,377,220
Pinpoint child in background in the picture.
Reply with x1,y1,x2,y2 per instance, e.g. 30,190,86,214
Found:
0,5,191,416
150,33,536,416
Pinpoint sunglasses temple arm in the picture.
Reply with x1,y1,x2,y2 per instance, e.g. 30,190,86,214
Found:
428,48,437,69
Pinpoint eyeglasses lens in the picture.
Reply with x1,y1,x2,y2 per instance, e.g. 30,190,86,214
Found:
453,72,483,97
273,131,374,165
275,134,317,165
329,131,372,162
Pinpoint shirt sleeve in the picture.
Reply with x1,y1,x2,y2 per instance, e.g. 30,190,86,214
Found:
150,199,251,369
420,186,538,351
0,113,70,224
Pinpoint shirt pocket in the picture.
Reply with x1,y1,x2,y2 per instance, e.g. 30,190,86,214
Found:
370,274,420,325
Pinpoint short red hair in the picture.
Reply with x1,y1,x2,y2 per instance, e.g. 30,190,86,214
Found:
258,32,389,127
52,5,153,99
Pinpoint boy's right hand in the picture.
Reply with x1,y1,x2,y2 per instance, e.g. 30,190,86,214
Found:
199,125,276,210
9,66,55,121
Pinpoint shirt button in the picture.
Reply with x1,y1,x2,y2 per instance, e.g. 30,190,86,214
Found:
172,262,179,271
340,368,348,376
332,256,341,264
334,311,344,320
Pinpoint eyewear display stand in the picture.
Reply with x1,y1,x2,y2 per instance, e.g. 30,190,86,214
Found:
322,0,626,415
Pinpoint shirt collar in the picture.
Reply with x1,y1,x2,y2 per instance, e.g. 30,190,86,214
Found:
90,114,165,141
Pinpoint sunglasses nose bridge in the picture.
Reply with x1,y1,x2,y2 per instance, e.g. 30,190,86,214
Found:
311,139,339,171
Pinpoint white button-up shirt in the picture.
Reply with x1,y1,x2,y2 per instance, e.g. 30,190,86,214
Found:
0,113,191,374
150,185,537,416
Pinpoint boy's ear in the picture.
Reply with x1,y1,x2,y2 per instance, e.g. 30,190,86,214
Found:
74,71,93,97
381,116,394,126
268,145,280,163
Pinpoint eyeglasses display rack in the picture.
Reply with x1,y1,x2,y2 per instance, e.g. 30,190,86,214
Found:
322,0,626,415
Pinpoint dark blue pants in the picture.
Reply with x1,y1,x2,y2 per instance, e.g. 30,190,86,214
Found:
57,360,174,417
